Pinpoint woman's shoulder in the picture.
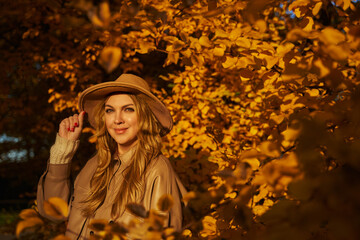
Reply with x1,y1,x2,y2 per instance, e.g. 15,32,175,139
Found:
146,154,175,177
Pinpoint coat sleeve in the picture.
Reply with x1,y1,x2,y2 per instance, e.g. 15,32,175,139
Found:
37,134,79,221
144,155,187,231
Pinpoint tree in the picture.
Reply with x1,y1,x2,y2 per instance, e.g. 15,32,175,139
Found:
1,0,360,239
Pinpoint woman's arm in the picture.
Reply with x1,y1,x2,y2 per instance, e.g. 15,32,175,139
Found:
36,135,80,220
36,112,85,220
144,155,187,231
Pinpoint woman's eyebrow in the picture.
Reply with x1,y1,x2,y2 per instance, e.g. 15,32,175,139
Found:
105,103,134,108
122,104,134,108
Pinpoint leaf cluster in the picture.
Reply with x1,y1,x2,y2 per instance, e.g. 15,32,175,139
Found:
2,0,360,239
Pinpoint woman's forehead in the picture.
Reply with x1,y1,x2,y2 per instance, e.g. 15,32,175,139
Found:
105,93,135,106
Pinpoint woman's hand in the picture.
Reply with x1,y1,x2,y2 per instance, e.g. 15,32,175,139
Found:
58,111,86,141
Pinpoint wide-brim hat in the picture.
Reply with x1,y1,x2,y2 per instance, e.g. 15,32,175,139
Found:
78,74,173,136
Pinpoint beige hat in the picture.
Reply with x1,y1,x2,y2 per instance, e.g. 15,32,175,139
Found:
78,74,173,136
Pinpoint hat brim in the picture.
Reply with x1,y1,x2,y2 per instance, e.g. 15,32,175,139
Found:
78,81,173,136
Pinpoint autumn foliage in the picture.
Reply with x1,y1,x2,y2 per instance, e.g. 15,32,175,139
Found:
2,0,360,239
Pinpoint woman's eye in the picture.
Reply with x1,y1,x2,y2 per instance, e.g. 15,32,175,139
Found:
124,107,135,112
105,108,113,113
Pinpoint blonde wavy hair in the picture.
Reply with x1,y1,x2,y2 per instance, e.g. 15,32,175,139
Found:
82,93,163,219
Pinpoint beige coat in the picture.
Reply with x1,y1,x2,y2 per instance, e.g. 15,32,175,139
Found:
37,135,187,239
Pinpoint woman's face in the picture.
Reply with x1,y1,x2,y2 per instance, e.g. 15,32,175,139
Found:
104,94,139,154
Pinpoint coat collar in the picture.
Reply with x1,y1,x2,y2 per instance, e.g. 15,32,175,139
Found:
113,145,136,168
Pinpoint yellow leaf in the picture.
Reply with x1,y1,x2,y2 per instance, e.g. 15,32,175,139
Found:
137,41,155,54
88,219,108,231
293,7,305,18
170,40,185,52
182,191,196,206
144,230,162,239
182,229,192,237
319,27,345,45
198,101,205,110
181,48,192,58
215,29,228,38
235,37,251,49
98,46,122,73
53,234,72,240
312,1,322,15
240,68,254,81
16,217,43,237
301,16,314,32
88,10,104,28
229,28,242,41
157,194,174,212
126,203,148,218
19,209,38,219
252,199,274,216
270,113,285,124
199,36,212,47
288,0,310,12
249,126,258,135
200,216,217,237
201,105,210,115
281,127,301,148
99,1,111,22
163,227,175,238
243,157,260,171
342,0,350,10
236,56,255,68
189,37,202,51
313,58,330,78
166,52,179,65
325,44,350,61
213,46,226,57
277,42,295,57
44,197,69,220
255,19,267,33
191,54,204,66
286,28,309,42
147,210,167,232
258,141,281,158
306,88,320,97
222,56,237,68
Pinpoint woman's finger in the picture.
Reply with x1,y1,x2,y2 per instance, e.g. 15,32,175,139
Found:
78,111,86,129
68,116,75,132
72,114,79,130
59,118,70,138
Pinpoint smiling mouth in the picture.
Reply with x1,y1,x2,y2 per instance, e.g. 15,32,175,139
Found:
114,128,128,134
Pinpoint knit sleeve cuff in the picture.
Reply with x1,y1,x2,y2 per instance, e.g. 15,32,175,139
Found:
49,134,80,164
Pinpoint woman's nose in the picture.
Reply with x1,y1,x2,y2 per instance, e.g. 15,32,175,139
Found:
114,111,124,124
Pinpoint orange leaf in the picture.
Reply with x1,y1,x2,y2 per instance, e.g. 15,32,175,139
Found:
98,46,122,73
157,194,174,212
19,208,38,219
53,234,72,240
199,36,212,48
222,57,238,68
312,2,322,15
126,203,148,218
319,27,345,45
44,197,69,220
16,217,43,237
239,69,254,80
182,191,196,206
300,16,314,32
99,2,111,22
88,219,108,231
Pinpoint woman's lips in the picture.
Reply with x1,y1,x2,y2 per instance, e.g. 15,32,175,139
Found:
114,128,128,134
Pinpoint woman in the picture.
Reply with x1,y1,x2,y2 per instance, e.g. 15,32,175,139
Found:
37,74,187,239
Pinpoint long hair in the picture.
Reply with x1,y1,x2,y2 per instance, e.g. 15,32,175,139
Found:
81,93,163,218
